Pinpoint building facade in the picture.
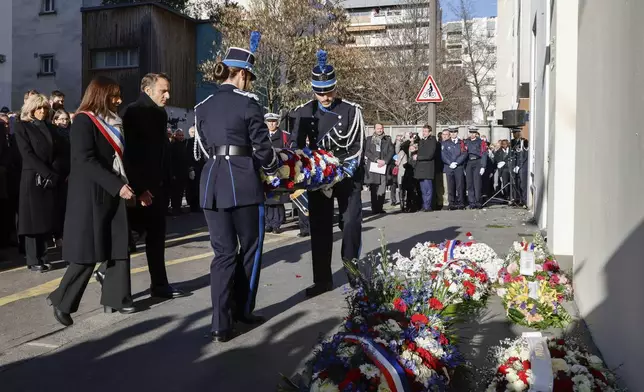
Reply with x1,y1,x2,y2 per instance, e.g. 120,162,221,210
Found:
0,2,12,109
441,17,497,124
495,1,643,388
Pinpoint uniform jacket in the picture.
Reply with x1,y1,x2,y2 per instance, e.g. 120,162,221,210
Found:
289,99,364,167
413,136,437,180
121,93,171,197
494,147,512,172
62,113,129,264
14,119,63,235
441,138,468,172
511,138,529,168
364,134,394,185
464,137,488,167
266,129,290,205
187,137,206,171
195,84,276,210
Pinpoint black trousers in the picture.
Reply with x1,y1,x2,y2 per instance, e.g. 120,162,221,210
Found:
446,167,466,208
498,168,511,200
369,184,385,213
465,160,484,207
186,167,202,211
170,177,187,211
513,166,528,205
298,211,310,235
24,234,47,266
128,198,169,289
49,260,132,314
204,204,264,332
309,177,362,285
390,181,398,204
265,204,285,230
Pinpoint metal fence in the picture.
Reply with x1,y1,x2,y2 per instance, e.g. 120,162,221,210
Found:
366,124,513,144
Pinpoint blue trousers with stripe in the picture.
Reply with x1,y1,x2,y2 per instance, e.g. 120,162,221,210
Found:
204,204,265,332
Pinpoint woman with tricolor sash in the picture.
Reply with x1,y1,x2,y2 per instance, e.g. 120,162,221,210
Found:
47,76,141,327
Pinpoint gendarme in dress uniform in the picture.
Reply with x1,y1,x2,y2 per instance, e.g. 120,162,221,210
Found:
288,50,366,298
193,31,278,342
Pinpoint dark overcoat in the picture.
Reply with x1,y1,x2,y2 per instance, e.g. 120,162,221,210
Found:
363,134,395,185
14,119,63,235
266,129,291,205
413,137,437,180
62,113,129,264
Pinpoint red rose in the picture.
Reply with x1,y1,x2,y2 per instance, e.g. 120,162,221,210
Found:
393,298,407,313
339,368,362,390
463,281,476,296
498,364,510,374
415,347,442,369
522,360,531,370
438,333,449,345
463,268,476,277
477,272,488,283
285,181,295,189
518,370,528,383
550,274,561,284
466,232,472,237
411,313,429,326
429,298,444,310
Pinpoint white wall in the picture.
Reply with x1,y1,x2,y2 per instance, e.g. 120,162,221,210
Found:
0,0,12,109
545,0,577,256
527,0,549,229
11,0,98,109
574,1,644,389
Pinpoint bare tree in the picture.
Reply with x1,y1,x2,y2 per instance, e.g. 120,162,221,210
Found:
448,0,497,122
200,0,351,112
341,0,472,125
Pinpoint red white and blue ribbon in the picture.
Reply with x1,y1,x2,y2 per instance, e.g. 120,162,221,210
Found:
79,111,124,158
341,334,411,392
443,240,457,262
523,242,535,252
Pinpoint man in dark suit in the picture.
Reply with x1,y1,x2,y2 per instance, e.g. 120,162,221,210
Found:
264,113,289,233
118,73,186,299
494,139,513,200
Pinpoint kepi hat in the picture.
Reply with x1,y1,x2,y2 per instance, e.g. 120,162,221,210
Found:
264,113,279,121
222,31,261,81
311,49,337,94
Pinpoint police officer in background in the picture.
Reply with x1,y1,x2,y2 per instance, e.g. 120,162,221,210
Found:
264,112,289,234
511,128,529,207
193,32,278,343
289,50,366,297
441,127,467,210
464,126,488,209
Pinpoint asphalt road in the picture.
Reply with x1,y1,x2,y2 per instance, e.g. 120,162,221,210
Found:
0,195,563,391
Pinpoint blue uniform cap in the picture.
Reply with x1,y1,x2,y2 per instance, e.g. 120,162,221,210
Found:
311,49,337,94
223,31,261,80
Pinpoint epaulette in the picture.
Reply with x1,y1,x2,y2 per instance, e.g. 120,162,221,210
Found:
233,89,259,101
340,99,363,109
194,94,213,110
293,100,314,111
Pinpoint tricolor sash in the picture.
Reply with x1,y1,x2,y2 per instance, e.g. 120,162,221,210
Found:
79,111,128,182
340,334,411,392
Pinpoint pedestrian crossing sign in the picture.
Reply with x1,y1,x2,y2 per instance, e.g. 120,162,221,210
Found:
415,75,443,103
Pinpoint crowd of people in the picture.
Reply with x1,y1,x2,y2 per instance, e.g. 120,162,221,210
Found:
363,124,530,214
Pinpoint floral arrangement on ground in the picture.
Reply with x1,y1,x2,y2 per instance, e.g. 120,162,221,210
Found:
485,336,624,392
279,234,507,392
260,148,345,194
495,233,573,329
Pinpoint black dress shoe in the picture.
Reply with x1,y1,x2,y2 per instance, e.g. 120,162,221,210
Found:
104,305,137,314
305,282,333,298
47,298,73,327
297,232,310,238
28,264,49,273
151,285,188,299
234,313,266,325
211,330,233,343
265,226,273,233
273,227,282,234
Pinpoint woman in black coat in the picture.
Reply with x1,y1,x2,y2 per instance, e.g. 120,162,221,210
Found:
14,94,63,272
413,125,437,212
47,76,138,327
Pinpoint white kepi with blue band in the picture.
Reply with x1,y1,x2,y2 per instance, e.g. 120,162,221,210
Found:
311,49,337,94
193,31,262,161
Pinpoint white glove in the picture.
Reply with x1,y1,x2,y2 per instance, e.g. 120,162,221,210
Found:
189,170,195,180
514,166,520,174
449,162,457,169
497,161,506,169
479,167,485,176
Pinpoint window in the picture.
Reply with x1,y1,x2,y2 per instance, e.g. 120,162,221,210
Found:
91,49,139,69
39,55,55,76
41,0,55,13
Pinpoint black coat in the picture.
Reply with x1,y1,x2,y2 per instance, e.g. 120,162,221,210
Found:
14,120,63,235
363,135,394,185
121,93,171,197
413,137,437,180
170,140,190,181
62,113,129,264
266,129,290,205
